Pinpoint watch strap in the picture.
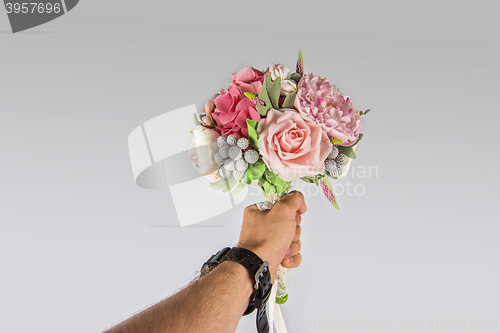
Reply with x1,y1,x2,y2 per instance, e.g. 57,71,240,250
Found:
224,247,273,333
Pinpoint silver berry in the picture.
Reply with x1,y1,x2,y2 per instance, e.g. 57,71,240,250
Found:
218,166,231,179
228,146,242,160
335,154,349,167
327,146,339,160
214,152,225,165
237,137,249,150
236,159,248,172
227,134,238,146
244,149,259,164
232,169,245,180
217,136,227,148
224,159,236,172
324,159,337,174
329,165,343,178
218,144,229,158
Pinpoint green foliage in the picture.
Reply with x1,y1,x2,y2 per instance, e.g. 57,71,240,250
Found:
244,92,256,99
338,145,356,159
338,133,364,159
257,73,281,116
300,175,321,186
255,104,270,116
230,182,247,196
264,169,291,195
360,109,371,117
282,91,297,108
242,160,266,185
331,138,344,145
210,176,238,193
246,119,260,152
298,49,303,62
275,294,288,305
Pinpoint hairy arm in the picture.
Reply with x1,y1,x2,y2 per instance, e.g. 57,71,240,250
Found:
105,261,254,333
105,191,306,333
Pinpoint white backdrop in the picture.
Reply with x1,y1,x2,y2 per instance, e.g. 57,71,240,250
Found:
1,1,499,332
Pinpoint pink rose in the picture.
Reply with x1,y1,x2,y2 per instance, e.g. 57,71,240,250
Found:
258,109,333,181
212,86,261,138
294,72,361,146
230,67,264,87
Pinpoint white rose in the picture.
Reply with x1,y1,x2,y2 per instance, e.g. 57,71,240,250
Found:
267,64,297,96
280,79,297,96
267,63,290,81
188,126,220,176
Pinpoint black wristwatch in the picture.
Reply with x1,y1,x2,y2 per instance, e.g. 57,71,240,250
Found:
201,247,273,333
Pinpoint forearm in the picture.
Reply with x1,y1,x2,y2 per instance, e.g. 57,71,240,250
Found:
105,261,254,333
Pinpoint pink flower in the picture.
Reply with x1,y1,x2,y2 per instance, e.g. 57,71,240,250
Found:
201,94,219,127
294,72,361,146
212,86,261,138
257,109,333,181
230,67,264,87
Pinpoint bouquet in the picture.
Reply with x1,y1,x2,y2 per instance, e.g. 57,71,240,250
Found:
189,50,370,323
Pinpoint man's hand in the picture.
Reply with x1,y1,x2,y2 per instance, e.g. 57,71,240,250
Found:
237,191,307,282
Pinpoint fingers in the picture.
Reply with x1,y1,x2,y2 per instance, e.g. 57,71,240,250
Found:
281,253,302,269
295,212,302,226
278,191,307,215
285,240,301,258
293,226,301,242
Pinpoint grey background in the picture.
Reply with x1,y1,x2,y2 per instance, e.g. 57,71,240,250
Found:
1,1,499,332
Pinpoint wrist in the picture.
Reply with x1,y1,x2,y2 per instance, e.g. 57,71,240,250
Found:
237,243,280,282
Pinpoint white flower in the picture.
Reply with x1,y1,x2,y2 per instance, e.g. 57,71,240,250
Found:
268,63,290,81
280,79,297,96
266,64,297,96
188,126,220,176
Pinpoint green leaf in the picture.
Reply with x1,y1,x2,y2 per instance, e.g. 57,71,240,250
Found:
261,181,275,194
298,49,303,62
255,104,270,116
275,294,288,305
320,175,333,189
301,175,321,186
244,92,256,99
338,145,356,158
210,113,217,127
210,176,237,193
258,73,273,107
258,176,267,187
331,138,344,145
246,118,259,152
281,91,296,108
337,133,363,158
360,109,371,117
332,201,340,211
241,160,266,185
268,76,281,109
258,73,281,110
188,129,193,134
230,182,247,196
348,133,363,148
192,113,201,126
265,169,291,194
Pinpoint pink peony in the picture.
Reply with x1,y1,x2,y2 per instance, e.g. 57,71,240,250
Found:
257,109,333,181
294,72,361,146
212,86,261,138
